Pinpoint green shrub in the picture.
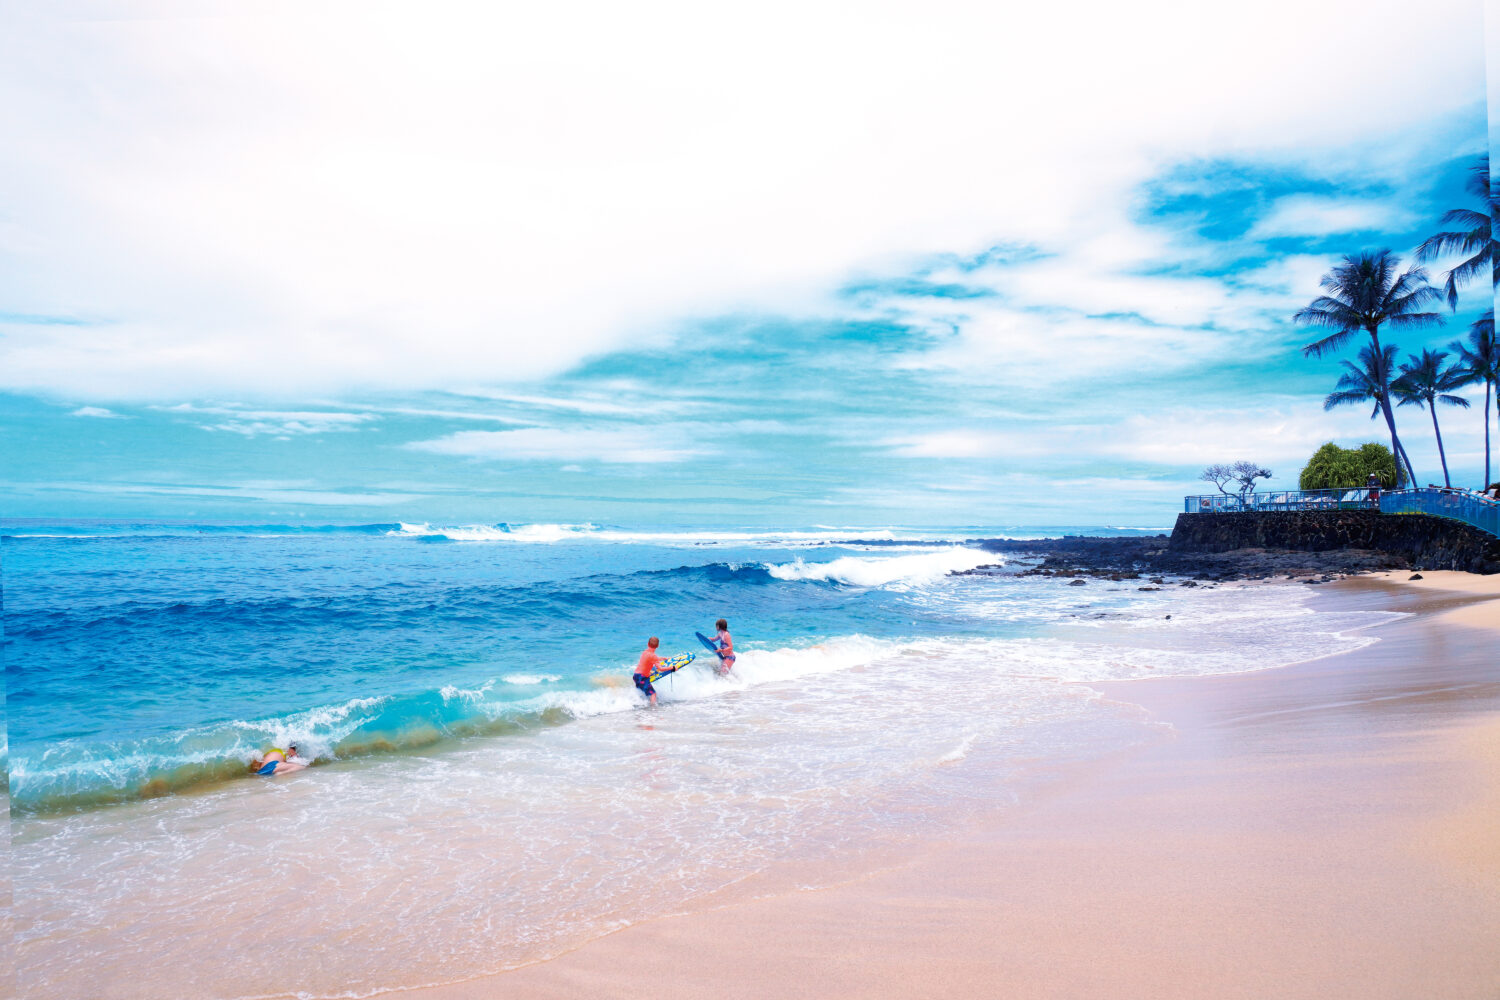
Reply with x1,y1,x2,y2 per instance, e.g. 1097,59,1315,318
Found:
1298,442,1399,490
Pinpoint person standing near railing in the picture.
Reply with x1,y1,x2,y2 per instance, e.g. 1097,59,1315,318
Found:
1366,473,1381,508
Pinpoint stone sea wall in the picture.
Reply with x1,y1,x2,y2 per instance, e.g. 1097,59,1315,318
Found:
1169,511,1500,575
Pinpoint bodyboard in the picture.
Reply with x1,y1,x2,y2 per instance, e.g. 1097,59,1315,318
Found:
695,631,725,659
649,652,694,681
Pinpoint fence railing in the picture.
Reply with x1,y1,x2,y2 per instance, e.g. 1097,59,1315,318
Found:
1380,488,1500,538
1183,487,1500,539
1183,488,1375,513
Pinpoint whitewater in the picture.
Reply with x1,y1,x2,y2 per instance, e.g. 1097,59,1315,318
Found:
4,520,1396,999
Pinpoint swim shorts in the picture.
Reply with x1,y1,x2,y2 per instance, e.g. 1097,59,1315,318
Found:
632,673,656,697
256,760,279,776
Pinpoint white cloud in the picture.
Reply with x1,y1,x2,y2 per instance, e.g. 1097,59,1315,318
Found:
1247,195,1410,239
69,405,122,418
336,404,530,424
0,0,1484,400
406,427,701,463
872,397,1459,480
1099,404,1406,469
881,429,1056,459
154,403,378,436
36,480,418,506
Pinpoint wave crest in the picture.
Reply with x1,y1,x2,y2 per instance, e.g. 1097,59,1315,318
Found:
764,548,1000,587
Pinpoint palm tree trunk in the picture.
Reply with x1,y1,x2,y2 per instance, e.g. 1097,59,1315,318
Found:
1484,380,1492,488
1397,434,1418,487
1491,375,1499,487
1379,394,1416,485
1430,404,1450,487
1368,327,1417,486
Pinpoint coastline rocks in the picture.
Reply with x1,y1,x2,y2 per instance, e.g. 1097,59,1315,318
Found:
975,510,1499,580
1169,511,1500,575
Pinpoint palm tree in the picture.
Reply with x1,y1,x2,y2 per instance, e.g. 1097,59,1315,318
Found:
1450,309,1498,486
1415,154,1498,310
1391,348,1471,487
1323,343,1417,485
1295,249,1443,486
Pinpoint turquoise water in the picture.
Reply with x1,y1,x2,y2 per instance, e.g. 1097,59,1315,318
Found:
7,519,1387,1000
4,519,1154,813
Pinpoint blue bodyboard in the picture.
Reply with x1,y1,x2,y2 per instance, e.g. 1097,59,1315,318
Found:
695,631,725,659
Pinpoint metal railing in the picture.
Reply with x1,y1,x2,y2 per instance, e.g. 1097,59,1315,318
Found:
1380,488,1500,538
1183,488,1375,513
1183,487,1500,539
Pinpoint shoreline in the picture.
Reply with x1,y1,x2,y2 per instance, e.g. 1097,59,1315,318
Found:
393,572,1500,1000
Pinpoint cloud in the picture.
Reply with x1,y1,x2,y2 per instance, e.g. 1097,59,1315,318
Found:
873,396,1438,475
1247,195,1410,239
0,0,1484,400
881,429,1056,459
1097,404,1406,468
154,403,378,436
405,427,701,463
337,404,530,424
31,480,418,506
69,405,122,418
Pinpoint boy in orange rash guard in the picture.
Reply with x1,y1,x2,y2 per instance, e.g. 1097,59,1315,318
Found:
633,637,662,705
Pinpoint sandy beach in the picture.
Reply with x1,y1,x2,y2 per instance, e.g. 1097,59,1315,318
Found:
400,572,1500,1000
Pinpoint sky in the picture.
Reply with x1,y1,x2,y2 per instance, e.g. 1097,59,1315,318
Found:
2,0,1498,528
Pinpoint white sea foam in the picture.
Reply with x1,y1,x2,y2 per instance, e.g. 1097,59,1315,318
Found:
938,734,978,763
440,681,495,701
764,547,999,587
501,673,561,685
523,635,903,720
389,521,946,547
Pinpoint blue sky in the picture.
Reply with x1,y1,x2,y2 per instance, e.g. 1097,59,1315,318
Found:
2,1,1496,528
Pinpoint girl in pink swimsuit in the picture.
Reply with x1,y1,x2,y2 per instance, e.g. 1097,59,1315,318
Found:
714,618,735,674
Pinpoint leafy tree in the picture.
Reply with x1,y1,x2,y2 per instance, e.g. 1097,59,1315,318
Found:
1414,154,1498,310
1200,461,1272,499
1298,441,1399,490
1392,348,1471,487
1449,310,1498,487
1295,249,1442,488
1320,342,1418,484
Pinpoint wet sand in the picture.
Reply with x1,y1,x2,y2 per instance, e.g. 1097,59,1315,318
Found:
397,573,1500,1000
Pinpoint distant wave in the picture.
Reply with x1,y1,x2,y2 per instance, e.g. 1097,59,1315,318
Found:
388,522,951,547
764,548,1001,588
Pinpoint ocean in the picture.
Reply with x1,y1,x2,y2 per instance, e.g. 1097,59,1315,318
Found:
4,520,1393,999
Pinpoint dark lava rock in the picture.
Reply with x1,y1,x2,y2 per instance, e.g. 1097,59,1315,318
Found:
974,511,1498,583
1409,573,1424,580
1068,579,1087,586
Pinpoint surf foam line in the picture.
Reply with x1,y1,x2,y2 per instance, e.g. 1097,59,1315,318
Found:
764,547,1001,587
7,635,909,817
388,522,954,546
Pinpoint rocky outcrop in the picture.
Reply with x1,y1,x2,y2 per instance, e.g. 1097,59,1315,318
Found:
976,510,1500,579
1168,511,1500,575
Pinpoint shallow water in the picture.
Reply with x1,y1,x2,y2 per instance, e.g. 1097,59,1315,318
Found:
4,520,1396,999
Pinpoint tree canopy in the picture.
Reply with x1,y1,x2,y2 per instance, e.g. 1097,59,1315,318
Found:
1200,461,1272,497
1297,442,1400,490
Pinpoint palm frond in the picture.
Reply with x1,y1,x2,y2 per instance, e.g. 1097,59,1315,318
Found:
1301,327,1356,358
